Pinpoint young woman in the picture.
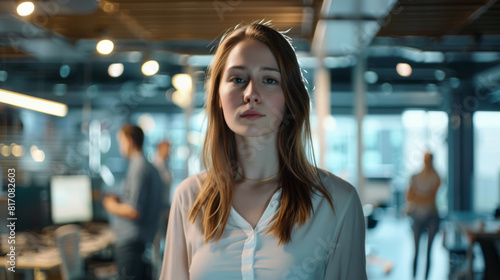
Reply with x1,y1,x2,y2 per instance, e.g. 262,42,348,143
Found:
406,152,441,280
160,22,366,280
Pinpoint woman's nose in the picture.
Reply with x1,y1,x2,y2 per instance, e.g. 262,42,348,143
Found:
243,80,261,104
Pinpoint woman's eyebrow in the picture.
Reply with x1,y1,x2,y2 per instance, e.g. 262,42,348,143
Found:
261,67,280,73
227,65,280,73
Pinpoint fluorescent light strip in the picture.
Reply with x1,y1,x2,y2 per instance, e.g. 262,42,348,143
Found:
0,89,68,117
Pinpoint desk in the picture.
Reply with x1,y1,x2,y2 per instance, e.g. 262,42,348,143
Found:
444,212,500,279
0,223,114,280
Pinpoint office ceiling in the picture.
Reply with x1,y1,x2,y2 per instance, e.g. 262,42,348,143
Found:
0,0,499,110
378,0,500,37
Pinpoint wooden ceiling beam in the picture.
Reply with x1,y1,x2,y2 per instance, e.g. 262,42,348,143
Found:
448,0,498,35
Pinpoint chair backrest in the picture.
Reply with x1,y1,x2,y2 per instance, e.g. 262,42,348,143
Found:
55,224,84,280
475,233,500,280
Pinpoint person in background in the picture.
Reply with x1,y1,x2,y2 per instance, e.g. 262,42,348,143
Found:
160,22,366,280
152,140,173,276
153,140,173,210
406,152,441,280
103,124,163,279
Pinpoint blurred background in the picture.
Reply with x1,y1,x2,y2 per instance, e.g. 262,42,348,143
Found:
0,0,499,279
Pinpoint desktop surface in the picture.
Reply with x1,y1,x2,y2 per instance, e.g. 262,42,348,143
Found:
0,222,114,270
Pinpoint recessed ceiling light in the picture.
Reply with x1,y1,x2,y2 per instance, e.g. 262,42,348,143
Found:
108,63,124,78
17,2,34,16
396,63,412,77
96,39,114,55
142,60,159,76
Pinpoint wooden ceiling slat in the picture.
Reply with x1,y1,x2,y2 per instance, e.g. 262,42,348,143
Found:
397,0,490,5
459,1,500,35
377,0,499,37
17,0,321,41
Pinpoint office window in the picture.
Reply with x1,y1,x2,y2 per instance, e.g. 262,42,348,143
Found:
322,115,357,183
473,111,500,212
401,110,448,212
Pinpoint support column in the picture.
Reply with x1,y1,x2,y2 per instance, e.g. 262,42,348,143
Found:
314,59,330,168
448,80,474,211
353,51,367,202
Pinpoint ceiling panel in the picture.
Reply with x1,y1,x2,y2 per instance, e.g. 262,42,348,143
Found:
377,0,495,37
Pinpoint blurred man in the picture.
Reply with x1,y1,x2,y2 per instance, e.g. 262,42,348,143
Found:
153,141,172,210
103,125,162,280
152,140,173,276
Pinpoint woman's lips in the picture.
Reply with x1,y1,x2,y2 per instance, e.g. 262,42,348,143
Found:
241,114,264,120
240,109,265,120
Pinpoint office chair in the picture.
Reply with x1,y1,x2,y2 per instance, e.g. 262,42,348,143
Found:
475,233,500,280
55,224,93,280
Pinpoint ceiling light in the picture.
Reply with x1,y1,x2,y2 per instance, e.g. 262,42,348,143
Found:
172,74,192,93
108,63,124,77
12,145,25,157
0,71,7,82
0,89,68,117
434,70,446,81
1,145,10,157
141,60,159,76
364,71,378,84
17,2,34,16
137,113,156,133
172,90,191,108
60,65,70,78
96,39,114,55
396,63,412,77
32,149,45,162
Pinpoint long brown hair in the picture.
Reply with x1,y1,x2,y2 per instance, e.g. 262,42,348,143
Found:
188,22,334,245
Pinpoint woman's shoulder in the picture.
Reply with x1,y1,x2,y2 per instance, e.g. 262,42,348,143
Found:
172,172,207,204
316,168,359,201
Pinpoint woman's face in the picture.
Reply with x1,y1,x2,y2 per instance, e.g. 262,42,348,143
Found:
219,39,285,137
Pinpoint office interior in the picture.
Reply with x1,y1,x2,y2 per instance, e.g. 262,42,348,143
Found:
0,0,499,279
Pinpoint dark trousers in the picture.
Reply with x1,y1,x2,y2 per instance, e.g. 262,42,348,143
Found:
114,241,152,280
410,213,440,280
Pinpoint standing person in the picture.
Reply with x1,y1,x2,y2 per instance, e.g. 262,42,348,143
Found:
103,125,163,279
406,152,441,280
152,140,173,276
160,22,366,280
153,140,173,210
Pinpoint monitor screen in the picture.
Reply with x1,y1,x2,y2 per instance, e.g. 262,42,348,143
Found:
50,175,93,224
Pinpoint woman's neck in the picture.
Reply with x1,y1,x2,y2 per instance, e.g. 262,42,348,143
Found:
235,132,280,181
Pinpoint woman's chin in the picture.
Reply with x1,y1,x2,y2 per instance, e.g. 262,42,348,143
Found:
233,128,277,139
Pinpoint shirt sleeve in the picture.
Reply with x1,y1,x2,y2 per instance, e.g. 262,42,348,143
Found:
160,188,190,280
324,189,367,280
126,165,150,216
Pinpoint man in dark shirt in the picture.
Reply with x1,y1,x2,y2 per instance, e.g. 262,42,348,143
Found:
103,125,163,279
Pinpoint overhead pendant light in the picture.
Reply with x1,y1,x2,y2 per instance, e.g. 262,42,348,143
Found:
96,39,114,55
17,2,35,16
0,89,68,117
141,60,159,76
396,63,412,77
171,73,193,108
108,63,124,77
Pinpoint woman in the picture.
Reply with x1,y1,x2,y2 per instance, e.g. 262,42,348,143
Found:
160,22,366,280
406,152,441,280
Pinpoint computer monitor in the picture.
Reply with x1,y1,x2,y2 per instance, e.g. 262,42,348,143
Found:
50,175,93,224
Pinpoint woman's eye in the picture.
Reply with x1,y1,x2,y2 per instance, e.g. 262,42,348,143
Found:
264,78,278,84
231,77,245,84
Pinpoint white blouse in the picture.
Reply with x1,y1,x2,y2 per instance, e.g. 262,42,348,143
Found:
160,169,366,280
